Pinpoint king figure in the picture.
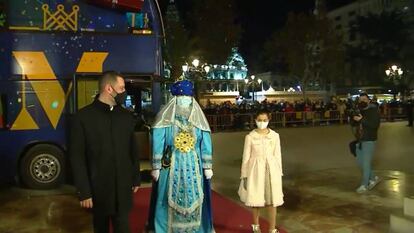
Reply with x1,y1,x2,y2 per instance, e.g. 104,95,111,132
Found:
149,79,215,233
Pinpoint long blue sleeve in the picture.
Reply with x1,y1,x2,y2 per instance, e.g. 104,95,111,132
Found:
152,127,166,170
200,130,213,169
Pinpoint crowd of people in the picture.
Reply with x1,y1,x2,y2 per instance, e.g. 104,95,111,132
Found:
202,98,409,117
200,97,412,130
202,99,347,115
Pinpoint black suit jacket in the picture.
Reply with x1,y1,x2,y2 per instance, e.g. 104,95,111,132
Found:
69,99,141,214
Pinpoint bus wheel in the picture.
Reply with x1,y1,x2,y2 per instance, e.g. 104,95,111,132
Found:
20,144,65,189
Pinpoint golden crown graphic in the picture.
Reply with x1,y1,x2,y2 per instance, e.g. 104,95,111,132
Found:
42,4,79,31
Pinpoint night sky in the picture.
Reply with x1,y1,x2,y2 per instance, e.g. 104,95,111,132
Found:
237,0,356,71
160,0,356,70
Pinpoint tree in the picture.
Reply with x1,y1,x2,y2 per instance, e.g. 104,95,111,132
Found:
348,11,412,86
164,2,192,79
163,0,242,77
262,12,345,98
0,0,6,28
189,0,242,64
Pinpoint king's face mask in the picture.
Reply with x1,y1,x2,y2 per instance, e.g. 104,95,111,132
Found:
176,96,193,108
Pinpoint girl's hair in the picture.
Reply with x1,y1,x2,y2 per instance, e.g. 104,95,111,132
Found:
255,109,271,119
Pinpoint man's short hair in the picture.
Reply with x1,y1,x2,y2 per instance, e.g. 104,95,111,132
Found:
359,92,370,99
98,71,121,92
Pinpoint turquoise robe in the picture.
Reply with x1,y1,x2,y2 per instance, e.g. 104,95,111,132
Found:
152,116,214,233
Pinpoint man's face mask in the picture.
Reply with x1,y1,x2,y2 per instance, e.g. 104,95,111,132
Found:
358,97,370,109
176,96,192,108
111,85,127,106
358,102,368,109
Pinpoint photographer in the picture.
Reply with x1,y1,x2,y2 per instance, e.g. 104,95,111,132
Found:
352,93,381,194
405,97,413,127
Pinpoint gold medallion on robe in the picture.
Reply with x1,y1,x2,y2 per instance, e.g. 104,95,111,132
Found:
174,132,195,153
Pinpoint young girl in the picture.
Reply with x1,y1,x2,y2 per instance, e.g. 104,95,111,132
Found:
239,110,284,233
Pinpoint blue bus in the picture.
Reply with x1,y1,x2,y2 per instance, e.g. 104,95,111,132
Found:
0,0,164,189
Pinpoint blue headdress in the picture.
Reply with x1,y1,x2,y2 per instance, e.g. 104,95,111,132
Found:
152,76,210,131
170,79,194,96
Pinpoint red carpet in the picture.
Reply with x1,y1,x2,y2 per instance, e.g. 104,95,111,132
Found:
123,188,286,233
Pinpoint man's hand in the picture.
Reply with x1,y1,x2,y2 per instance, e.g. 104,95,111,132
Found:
353,114,363,122
80,198,93,209
132,186,139,193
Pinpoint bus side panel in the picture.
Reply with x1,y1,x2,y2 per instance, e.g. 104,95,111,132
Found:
0,80,71,183
9,32,158,77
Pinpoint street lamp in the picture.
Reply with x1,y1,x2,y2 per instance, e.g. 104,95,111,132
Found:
192,59,200,68
203,65,210,73
244,75,262,102
182,64,188,72
258,78,263,92
385,65,403,81
182,58,211,101
182,59,211,77
385,65,404,99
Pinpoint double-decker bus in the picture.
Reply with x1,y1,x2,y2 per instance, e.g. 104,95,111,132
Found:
0,0,164,189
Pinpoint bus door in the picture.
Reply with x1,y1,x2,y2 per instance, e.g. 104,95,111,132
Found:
75,75,100,111
124,77,152,161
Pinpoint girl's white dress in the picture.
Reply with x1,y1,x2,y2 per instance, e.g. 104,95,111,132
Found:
239,129,284,207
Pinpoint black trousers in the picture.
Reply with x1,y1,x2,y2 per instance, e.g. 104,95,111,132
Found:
408,112,413,126
93,212,130,233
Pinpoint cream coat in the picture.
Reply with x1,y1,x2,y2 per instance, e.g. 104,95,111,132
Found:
239,129,284,207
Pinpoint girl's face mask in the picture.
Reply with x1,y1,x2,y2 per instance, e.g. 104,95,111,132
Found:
255,121,269,129
256,113,270,129
176,96,192,108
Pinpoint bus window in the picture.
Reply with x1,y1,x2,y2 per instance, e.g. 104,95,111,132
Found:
127,12,151,29
125,95,133,109
0,94,6,129
127,11,153,34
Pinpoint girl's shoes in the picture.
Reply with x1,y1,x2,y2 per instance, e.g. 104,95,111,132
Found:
252,224,261,233
251,224,280,233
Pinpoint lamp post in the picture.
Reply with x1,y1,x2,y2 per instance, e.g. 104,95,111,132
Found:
385,65,403,81
244,75,262,102
385,65,404,99
182,58,211,101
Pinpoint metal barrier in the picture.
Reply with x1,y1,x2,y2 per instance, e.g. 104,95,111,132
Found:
380,107,407,121
205,108,408,132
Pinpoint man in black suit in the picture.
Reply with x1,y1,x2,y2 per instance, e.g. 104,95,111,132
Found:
70,71,141,233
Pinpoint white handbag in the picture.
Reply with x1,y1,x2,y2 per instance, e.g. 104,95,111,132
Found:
237,179,247,203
